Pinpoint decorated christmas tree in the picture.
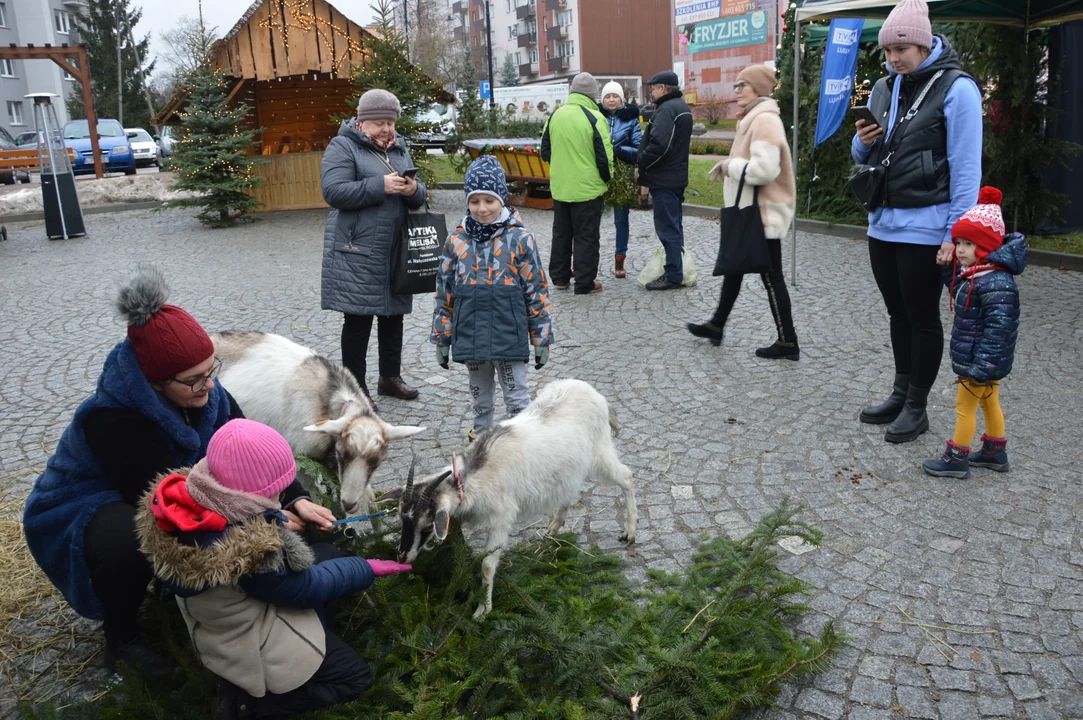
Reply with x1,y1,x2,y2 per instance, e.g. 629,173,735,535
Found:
167,28,262,228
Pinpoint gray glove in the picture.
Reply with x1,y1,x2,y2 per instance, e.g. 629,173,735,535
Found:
435,344,450,369
534,346,550,370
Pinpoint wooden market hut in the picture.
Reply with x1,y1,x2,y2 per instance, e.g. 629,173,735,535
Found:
155,0,450,212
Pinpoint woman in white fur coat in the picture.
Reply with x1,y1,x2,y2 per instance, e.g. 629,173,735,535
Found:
688,65,799,360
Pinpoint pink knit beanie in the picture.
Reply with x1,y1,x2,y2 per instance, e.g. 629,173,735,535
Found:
879,0,933,50
206,419,296,498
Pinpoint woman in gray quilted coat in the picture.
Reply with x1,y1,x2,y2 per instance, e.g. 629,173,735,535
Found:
321,89,427,402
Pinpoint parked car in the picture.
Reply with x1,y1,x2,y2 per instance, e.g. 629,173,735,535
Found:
13,130,38,147
408,103,456,149
125,127,161,168
62,118,136,176
0,127,30,185
157,126,176,157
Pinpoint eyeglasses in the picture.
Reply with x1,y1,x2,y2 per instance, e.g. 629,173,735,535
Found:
168,356,222,393
733,81,749,92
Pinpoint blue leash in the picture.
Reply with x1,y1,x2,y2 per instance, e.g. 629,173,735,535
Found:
330,510,389,526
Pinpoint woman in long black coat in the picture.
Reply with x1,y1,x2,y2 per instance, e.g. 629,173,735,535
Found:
321,88,429,403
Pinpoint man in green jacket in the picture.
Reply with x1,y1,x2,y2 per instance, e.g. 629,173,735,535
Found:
541,72,614,295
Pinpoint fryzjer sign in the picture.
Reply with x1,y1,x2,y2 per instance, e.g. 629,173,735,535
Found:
680,11,768,52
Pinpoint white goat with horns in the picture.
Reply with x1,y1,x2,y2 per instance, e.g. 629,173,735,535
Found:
382,379,637,618
211,331,425,518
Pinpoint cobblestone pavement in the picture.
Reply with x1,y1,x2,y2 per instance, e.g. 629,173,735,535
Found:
1,191,1081,719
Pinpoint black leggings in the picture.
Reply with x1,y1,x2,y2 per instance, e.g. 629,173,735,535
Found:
341,313,404,387
867,237,944,388
710,237,797,342
84,502,153,649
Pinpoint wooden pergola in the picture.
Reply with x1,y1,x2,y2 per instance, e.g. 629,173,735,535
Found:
0,44,103,178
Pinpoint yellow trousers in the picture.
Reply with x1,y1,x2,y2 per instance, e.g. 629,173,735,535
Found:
953,379,1005,447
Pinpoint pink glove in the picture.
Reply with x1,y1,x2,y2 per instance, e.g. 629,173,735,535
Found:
367,559,413,577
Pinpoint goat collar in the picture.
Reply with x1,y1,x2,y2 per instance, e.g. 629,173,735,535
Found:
451,452,465,505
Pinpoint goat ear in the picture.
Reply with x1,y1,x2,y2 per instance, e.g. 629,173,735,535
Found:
433,510,450,541
374,487,404,503
303,416,350,434
383,424,426,441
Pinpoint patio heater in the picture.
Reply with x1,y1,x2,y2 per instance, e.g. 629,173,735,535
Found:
28,93,85,240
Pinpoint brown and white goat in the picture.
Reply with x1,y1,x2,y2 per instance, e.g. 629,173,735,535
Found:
212,331,425,518
383,379,637,618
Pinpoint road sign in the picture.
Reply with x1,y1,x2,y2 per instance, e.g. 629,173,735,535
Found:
480,80,491,99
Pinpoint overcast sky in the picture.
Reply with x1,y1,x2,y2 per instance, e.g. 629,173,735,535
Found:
134,0,378,77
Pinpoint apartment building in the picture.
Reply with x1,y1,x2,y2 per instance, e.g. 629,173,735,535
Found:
0,0,85,140
461,0,670,101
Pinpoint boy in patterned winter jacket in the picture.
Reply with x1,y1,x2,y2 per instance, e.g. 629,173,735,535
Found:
432,155,554,441
924,187,1025,480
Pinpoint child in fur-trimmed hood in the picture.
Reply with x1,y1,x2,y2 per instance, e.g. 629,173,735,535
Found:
137,419,411,719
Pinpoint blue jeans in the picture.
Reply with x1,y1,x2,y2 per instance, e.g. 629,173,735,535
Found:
614,207,629,257
650,188,684,283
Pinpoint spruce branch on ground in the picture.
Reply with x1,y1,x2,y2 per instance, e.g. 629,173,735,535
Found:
22,501,840,719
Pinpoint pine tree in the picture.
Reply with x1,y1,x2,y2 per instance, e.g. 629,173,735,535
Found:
66,0,156,129
500,54,520,87
166,26,262,228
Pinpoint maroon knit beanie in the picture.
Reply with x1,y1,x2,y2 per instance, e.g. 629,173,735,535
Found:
116,267,214,382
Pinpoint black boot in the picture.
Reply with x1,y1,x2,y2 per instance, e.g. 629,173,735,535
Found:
885,383,931,444
860,373,910,425
687,321,723,346
755,338,800,361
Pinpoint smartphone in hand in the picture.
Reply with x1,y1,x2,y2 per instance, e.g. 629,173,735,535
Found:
851,105,881,129
400,167,419,179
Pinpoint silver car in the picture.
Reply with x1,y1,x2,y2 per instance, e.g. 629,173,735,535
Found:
124,127,161,168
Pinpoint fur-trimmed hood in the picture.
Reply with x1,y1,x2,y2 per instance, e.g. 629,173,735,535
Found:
136,469,315,593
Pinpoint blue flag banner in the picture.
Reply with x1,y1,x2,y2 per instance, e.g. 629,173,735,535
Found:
814,18,865,147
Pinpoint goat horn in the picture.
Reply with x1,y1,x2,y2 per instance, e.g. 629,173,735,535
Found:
404,454,416,494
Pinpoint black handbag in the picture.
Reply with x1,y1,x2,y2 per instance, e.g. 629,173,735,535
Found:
846,69,945,213
847,163,887,213
391,205,447,295
713,166,770,277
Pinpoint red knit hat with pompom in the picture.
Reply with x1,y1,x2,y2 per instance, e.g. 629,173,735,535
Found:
952,187,1005,259
116,267,215,383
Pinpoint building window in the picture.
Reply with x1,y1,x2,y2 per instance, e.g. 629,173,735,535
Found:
557,9,572,26
8,100,24,126
515,51,521,64
544,46,550,60
0,59,13,78
558,40,574,57
0,3,7,28
529,48,538,62
508,25,517,39
54,9,72,34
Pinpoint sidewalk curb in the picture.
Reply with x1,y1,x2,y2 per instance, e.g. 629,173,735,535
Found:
681,203,1082,273
1,200,165,224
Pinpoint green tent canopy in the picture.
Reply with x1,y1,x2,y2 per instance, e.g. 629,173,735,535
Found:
796,0,1083,27
803,19,884,46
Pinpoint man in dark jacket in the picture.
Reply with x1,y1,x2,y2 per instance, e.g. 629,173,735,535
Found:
638,70,693,290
